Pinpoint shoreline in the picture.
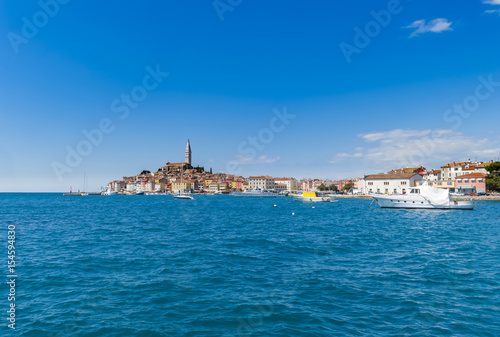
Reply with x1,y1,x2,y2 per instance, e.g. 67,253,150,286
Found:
333,195,500,201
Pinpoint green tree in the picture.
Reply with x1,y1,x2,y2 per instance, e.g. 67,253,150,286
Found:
342,183,354,191
140,170,151,175
330,184,338,192
317,183,327,191
485,161,500,192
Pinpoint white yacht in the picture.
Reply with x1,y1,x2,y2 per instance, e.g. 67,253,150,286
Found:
231,188,279,198
103,189,117,196
370,183,475,210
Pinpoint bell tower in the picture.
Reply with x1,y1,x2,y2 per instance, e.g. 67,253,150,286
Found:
185,139,192,166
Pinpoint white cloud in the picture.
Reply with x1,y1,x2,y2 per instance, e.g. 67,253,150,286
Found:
329,152,363,163
472,148,500,156
331,129,500,169
360,129,432,142
485,9,500,14
229,154,280,165
405,18,453,38
483,0,500,4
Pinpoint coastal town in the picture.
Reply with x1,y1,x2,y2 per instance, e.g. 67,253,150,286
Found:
104,140,498,196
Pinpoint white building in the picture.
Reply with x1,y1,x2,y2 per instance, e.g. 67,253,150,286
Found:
363,173,423,195
126,183,136,192
441,161,492,181
355,179,365,194
208,183,220,193
300,179,312,191
441,162,470,181
461,161,492,176
248,176,275,190
421,170,441,181
145,181,155,192
274,178,298,191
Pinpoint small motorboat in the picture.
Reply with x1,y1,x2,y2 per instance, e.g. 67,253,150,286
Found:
292,192,335,202
174,194,194,200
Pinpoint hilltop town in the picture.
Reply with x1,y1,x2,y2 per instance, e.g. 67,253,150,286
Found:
106,140,497,195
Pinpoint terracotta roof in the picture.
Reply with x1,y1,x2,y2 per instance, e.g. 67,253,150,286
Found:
166,162,188,167
388,167,422,174
422,169,441,174
474,161,494,168
456,172,487,178
365,173,421,180
441,161,468,168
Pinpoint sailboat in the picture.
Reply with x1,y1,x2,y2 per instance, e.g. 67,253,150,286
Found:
174,165,194,200
81,173,89,196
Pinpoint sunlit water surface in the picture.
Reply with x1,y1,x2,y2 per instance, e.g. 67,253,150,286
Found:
2,193,500,336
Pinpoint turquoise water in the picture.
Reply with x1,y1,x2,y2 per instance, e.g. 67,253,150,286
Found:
2,193,500,336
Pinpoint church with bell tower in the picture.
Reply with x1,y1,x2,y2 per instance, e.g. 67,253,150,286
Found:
164,140,193,172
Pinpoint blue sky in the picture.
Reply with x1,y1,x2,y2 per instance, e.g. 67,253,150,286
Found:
1,0,500,192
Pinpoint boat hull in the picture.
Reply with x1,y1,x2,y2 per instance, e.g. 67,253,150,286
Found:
293,196,335,202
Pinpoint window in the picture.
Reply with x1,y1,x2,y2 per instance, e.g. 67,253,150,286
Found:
464,179,469,183
471,179,476,183
368,182,373,186
447,182,452,185
394,189,397,193
384,182,389,185
385,189,388,194
457,179,462,183
478,179,483,183
401,181,407,185
438,182,442,185
429,182,433,186
377,188,380,193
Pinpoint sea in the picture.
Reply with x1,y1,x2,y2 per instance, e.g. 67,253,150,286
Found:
2,193,500,336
